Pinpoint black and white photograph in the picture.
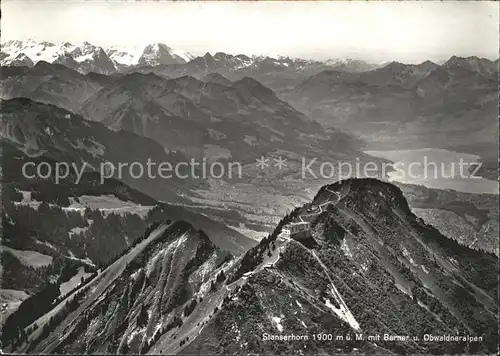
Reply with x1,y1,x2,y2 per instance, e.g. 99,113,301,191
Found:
0,1,498,354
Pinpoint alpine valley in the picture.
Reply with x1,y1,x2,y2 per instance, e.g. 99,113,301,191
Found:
0,39,498,355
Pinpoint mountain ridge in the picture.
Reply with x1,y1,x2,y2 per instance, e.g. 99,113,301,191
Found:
282,54,498,161
1,40,192,74
5,178,497,354
1,39,383,76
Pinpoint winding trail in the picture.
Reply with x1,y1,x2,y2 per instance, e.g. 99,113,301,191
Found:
292,235,361,332
299,187,342,222
285,183,361,331
310,250,361,331
468,232,479,248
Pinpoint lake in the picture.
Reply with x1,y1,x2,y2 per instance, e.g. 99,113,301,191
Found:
365,148,498,195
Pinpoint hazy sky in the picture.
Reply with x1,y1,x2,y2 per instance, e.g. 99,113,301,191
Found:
2,1,499,63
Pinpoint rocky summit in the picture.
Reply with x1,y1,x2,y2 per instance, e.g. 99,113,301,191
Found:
4,179,497,355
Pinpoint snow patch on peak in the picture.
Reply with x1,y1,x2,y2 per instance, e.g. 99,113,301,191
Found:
325,297,360,332
402,247,417,266
340,239,353,258
107,44,145,66
271,316,283,332
138,42,188,66
171,48,194,62
1,39,193,69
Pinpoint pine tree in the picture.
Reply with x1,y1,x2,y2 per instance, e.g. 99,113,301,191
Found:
216,270,226,282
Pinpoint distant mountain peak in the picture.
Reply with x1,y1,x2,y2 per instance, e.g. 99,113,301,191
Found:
1,39,192,73
213,52,228,59
381,61,407,70
202,72,232,86
137,42,189,66
32,60,54,69
443,55,498,76
325,58,377,72
419,59,437,66
445,55,487,66
235,76,262,86
233,76,278,102
235,53,251,61
416,60,439,71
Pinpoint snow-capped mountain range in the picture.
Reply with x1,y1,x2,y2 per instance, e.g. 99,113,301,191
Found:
107,43,194,67
1,39,378,75
0,39,195,74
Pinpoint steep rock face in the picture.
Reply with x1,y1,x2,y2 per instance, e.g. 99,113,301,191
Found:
393,182,499,255
138,43,190,66
183,179,497,354
75,48,117,75
0,139,254,318
11,179,497,355
12,221,230,354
